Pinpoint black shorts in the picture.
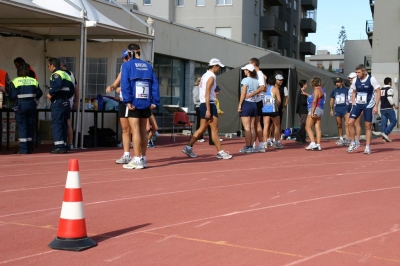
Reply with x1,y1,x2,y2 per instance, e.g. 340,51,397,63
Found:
199,103,218,119
118,102,129,118
262,112,279,118
127,108,151,118
256,101,263,116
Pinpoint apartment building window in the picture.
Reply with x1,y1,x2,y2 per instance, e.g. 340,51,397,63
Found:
284,48,288,56
143,0,151,5
306,10,317,20
86,58,107,99
254,34,257,46
293,0,297,10
196,0,205,6
216,27,231,38
217,0,232,6
293,25,297,36
285,21,288,31
292,51,296,59
176,0,184,7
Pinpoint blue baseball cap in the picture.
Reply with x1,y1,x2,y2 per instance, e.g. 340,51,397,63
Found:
121,49,129,58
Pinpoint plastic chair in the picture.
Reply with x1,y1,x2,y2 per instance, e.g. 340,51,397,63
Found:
171,112,193,142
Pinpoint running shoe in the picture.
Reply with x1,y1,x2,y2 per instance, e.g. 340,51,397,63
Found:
147,139,156,148
305,143,318,150
182,146,197,158
273,142,284,149
116,156,131,164
346,144,356,153
254,146,266,153
354,141,361,150
381,133,391,142
364,146,371,155
216,150,233,159
197,139,205,142
336,139,344,146
123,159,145,169
239,146,249,153
266,140,273,148
313,144,322,151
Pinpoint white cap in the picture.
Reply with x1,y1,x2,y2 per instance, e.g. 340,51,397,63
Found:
241,64,255,72
209,58,225,67
348,72,357,78
275,74,284,80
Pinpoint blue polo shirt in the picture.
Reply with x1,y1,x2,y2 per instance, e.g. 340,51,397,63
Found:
330,87,349,110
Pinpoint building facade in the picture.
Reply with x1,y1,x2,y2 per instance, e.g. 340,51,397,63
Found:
116,0,317,60
305,50,344,73
366,0,399,123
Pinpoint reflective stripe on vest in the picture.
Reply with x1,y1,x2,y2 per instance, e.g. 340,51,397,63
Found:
17,93,37,98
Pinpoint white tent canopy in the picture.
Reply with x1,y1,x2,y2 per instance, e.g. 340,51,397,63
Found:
0,0,153,40
0,0,154,148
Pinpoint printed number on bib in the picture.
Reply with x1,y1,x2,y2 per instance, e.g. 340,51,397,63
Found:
356,92,367,104
136,81,149,99
335,94,345,105
263,96,273,106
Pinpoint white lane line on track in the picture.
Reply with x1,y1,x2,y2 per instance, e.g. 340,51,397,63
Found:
0,160,395,194
0,250,56,265
1,170,399,219
195,221,212,228
108,185,400,240
284,228,400,266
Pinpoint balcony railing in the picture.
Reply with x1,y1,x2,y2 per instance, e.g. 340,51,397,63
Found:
301,0,318,10
260,16,284,36
365,20,373,36
300,18,317,33
370,0,375,14
364,55,372,69
299,41,316,55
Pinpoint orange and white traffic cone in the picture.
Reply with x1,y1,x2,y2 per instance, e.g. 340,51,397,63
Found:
48,159,97,251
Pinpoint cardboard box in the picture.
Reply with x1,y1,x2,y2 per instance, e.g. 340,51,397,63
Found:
2,112,15,119
2,119,16,131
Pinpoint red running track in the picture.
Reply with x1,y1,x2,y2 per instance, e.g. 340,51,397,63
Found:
1,134,400,265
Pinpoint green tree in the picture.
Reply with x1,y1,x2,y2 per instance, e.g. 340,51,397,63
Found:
337,26,347,54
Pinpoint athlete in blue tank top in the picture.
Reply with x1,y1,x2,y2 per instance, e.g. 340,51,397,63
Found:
346,64,381,155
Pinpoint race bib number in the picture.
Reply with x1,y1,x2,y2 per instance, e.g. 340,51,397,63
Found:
335,94,345,104
263,96,273,106
136,81,149,99
356,92,367,104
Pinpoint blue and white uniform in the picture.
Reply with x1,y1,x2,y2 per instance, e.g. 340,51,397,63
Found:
121,58,160,109
240,76,258,117
262,85,279,116
349,75,380,122
330,87,349,117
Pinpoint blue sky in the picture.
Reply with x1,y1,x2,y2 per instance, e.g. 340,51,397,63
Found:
306,0,373,54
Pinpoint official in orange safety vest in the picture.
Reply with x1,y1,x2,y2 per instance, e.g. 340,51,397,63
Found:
13,57,38,81
0,68,10,108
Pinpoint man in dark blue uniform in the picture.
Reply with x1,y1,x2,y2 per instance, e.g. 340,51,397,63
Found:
46,58,74,154
8,64,43,154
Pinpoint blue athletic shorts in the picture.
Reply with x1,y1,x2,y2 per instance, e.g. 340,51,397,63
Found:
199,103,218,119
347,104,352,113
335,106,348,118
239,100,258,117
350,105,373,122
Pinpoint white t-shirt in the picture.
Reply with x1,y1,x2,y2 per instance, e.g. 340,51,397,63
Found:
199,70,217,103
254,70,266,102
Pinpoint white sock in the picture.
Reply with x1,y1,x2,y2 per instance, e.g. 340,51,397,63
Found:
218,150,224,154
366,145,370,148
316,143,320,146
142,156,146,161
124,152,130,157
258,143,264,148
310,142,315,145
134,156,141,162
186,145,192,149
339,137,343,140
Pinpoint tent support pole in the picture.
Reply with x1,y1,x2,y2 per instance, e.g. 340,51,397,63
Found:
286,67,290,130
76,21,87,149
